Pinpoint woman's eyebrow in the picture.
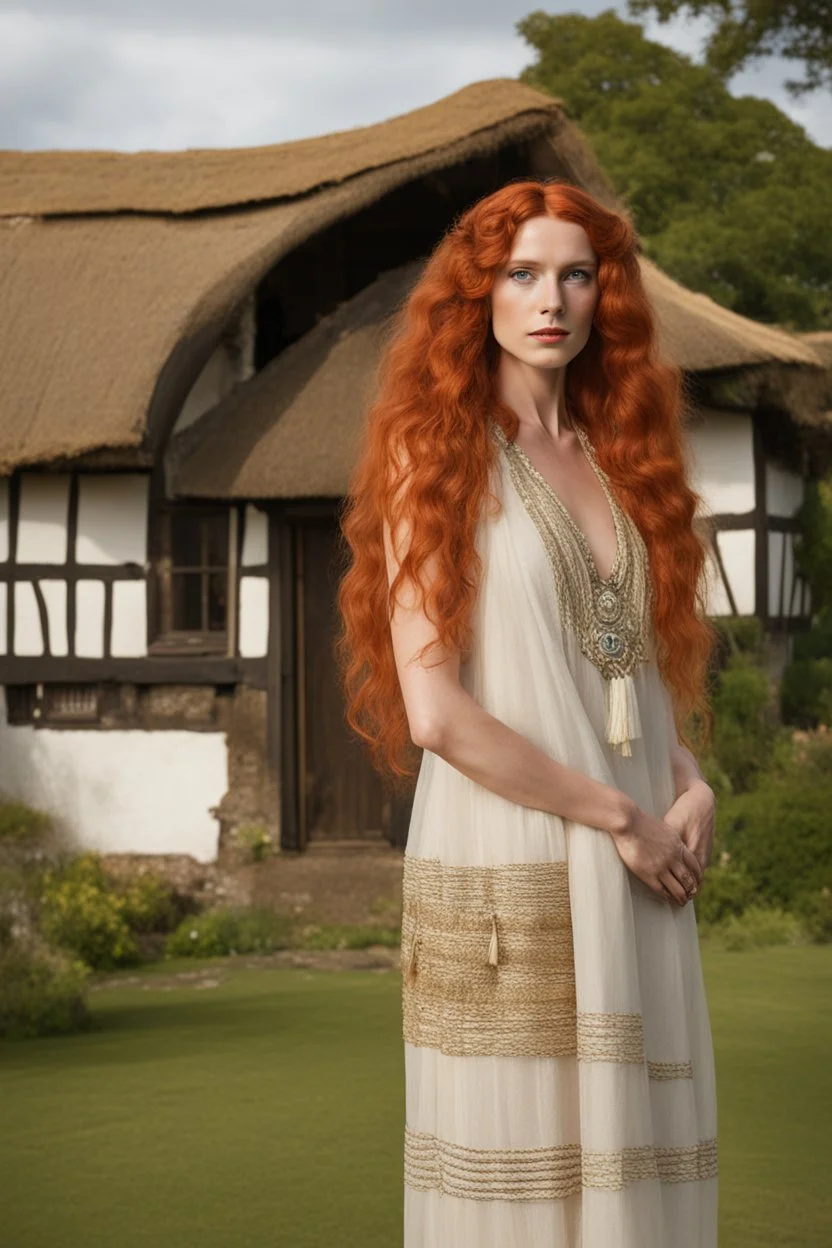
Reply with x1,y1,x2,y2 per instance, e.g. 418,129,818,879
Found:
507,258,598,268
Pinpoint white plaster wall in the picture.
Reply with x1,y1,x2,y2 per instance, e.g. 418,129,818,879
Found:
75,580,105,658
686,412,755,517
75,475,148,565
766,460,804,517
0,478,9,561
172,343,237,437
111,581,147,657
0,690,227,862
241,504,268,566
239,576,268,657
13,582,43,655
702,530,756,616
17,475,70,563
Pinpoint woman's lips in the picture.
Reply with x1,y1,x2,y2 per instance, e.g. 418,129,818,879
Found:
530,329,569,340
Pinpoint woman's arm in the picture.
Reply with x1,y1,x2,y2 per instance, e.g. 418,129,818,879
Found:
419,682,637,838
669,737,711,801
383,510,635,839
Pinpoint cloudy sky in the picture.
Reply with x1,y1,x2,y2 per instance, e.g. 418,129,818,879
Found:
1,1,828,152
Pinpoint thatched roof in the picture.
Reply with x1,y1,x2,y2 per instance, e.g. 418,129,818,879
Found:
1,73,825,481
1,78,586,475
170,253,828,499
170,260,423,500
798,331,832,422
800,331,832,370
1,80,562,217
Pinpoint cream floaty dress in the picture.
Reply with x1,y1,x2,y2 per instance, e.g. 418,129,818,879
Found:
401,419,718,1248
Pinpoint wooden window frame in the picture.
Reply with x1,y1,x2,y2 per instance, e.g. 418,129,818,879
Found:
147,503,238,658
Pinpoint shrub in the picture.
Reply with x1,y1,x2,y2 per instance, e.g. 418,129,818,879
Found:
0,943,91,1040
792,603,832,662
38,853,140,971
780,657,832,728
296,923,402,950
233,823,275,863
709,652,779,791
693,848,759,926
793,886,832,944
118,871,180,934
700,903,806,952
715,754,832,913
165,906,294,958
0,800,52,846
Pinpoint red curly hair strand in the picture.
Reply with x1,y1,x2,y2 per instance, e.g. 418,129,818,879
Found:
334,178,717,785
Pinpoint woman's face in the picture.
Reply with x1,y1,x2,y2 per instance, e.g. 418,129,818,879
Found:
489,214,600,371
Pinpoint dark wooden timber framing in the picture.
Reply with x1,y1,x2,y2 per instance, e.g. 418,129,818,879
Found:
709,530,739,617
752,420,769,625
66,473,79,652
0,655,266,685
31,581,51,657
268,508,301,852
5,474,20,654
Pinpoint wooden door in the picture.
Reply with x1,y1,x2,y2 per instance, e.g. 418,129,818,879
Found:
298,517,413,847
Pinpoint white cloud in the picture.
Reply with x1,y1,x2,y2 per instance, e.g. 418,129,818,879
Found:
0,2,827,152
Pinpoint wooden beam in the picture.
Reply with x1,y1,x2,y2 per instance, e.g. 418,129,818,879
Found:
752,421,768,624
0,656,267,686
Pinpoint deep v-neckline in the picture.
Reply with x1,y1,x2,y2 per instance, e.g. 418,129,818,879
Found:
497,423,624,586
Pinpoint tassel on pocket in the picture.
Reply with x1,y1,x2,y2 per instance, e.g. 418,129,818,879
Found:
487,912,500,967
404,911,419,985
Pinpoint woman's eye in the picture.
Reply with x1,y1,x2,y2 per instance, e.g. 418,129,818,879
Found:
509,268,592,282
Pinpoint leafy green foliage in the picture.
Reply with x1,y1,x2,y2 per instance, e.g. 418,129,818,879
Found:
39,854,141,970
708,652,780,791
516,8,832,328
627,0,832,97
699,903,806,951
37,852,182,971
0,799,52,845
0,944,91,1040
715,740,832,911
164,906,295,958
780,657,832,727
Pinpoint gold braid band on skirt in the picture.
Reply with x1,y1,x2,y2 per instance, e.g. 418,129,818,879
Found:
402,855,694,1077
404,1127,718,1200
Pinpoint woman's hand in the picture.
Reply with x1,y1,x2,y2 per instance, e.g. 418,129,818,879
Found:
610,803,704,907
662,778,716,875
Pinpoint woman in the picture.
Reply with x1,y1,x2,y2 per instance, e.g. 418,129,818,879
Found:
336,178,719,1247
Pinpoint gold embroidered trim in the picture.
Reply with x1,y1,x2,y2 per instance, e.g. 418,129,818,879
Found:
402,857,695,1078
647,1059,694,1080
577,1011,645,1062
404,1126,718,1199
492,422,654,684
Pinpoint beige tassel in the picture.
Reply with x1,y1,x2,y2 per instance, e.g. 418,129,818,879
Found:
487,912,500,967
404,915,419,985
606,672,643,758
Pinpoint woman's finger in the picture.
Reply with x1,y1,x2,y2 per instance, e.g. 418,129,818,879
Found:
659,869,689,906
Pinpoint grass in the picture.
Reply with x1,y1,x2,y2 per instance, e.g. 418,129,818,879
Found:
0,945,830,1247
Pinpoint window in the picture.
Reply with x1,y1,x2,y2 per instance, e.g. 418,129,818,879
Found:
6,684,102,726
150,506,234,655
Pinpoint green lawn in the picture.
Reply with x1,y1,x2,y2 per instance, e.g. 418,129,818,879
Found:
1,946,830,1248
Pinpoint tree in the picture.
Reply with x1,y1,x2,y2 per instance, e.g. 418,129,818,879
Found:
627,0,832,97
517,8,832,329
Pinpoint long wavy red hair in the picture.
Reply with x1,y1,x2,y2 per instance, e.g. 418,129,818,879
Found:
334,178,717,786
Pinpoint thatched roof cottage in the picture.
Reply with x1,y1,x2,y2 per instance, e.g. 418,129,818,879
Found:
0,78,827,863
